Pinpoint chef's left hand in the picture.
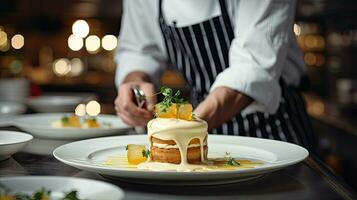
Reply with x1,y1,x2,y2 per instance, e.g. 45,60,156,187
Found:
194,86,252,131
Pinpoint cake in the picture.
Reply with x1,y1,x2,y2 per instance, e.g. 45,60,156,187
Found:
148,117,208,164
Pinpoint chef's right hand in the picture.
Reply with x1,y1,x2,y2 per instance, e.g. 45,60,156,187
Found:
115,81,156,127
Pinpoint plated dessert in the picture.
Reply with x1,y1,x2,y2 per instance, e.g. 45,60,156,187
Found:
112,87,263,172
51,115,111,128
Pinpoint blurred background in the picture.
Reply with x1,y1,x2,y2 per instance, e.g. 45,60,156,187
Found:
0,0,356,191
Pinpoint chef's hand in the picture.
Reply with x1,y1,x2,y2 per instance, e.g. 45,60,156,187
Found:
194,86,253,131
114,72,157,127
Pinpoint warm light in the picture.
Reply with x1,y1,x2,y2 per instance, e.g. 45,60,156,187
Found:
304,53,316,65
304,35,318,49
69,58,84,76
53,58,71,76
293,24,301,36
86,100,101,116
75,103,86,116
11,34,24,49
0,31,8,49
85,35,100,53
101,35,117,51
0,41,10,52
72,20,89,38
68,34,83,51
308,101,325,116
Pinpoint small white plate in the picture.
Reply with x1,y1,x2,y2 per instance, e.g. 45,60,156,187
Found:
0,131,33,161
0,101,26,117
53,135,308,185
0,176,124,200
27,94,95,113
5,113,132,140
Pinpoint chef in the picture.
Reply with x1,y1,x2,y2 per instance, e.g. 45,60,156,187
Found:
114,0,314,150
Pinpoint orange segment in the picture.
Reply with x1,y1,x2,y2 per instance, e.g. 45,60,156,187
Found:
84,118,101,128
178,103,193,120
155,103,177,118
127,144,148,165
61,115,81,127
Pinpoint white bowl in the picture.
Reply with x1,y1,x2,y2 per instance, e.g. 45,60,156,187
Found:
0,131,33,161
0,176,124,200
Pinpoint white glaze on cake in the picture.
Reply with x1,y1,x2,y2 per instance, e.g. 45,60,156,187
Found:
138,117,208,171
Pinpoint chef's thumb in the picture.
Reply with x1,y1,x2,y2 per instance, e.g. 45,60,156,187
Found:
140,83,157,112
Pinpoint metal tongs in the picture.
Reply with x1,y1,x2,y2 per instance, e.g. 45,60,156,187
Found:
132,86,146,108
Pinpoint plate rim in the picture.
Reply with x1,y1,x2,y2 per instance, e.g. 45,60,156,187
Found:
13,113,131,131
0,175,124,200
53,135,309,176
0,131,33,146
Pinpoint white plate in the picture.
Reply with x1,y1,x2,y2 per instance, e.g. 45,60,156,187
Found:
0,101,26,117
27,94,96,113
5,113,132,140
0,131,33,161
0,176,124,200
53,135,309,185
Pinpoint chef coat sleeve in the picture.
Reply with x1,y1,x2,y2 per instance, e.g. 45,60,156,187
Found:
115,0,167,88
210,0,296,113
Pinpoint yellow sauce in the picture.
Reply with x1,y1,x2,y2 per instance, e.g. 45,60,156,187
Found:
103,155,264,172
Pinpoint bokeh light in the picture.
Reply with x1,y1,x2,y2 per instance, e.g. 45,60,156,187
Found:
86,100,101,116
294,24,301,36
75,103,86,116
0,30,9,52
69,58,84,76
9,59,23,74
53,58,71,76
85,35,100,53
72,20,89,38
101,35,117,51
68,34,83,51
11,34,24,49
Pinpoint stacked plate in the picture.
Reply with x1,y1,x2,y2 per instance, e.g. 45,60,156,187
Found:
0,101,26,118
27,93,97,113
0,78,30,103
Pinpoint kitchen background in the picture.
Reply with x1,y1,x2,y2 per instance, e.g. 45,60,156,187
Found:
0,0,356,191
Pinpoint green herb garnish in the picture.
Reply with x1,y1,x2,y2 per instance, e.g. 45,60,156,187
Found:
142,149,151,158
33,188,51,200
61,116,69,124
125,145,128,150
63,190,81,200
159,86,187,113
227,157,240,166
1,188,81,200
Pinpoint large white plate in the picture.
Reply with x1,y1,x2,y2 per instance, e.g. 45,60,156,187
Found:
0,131,33,161
4,113,132,140
53,135,309,185
0,176,124,200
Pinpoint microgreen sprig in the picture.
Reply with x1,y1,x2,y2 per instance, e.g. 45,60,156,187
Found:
142,149,151,158
159,86,187,113
226,157,240,166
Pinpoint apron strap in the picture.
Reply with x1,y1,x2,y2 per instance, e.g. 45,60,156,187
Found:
158,0,163,16
218,0,229,15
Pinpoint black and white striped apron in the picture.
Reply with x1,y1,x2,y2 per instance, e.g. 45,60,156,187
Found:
158,0,314,150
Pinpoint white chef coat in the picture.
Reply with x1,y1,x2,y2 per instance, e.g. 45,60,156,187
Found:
115,0,306,114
